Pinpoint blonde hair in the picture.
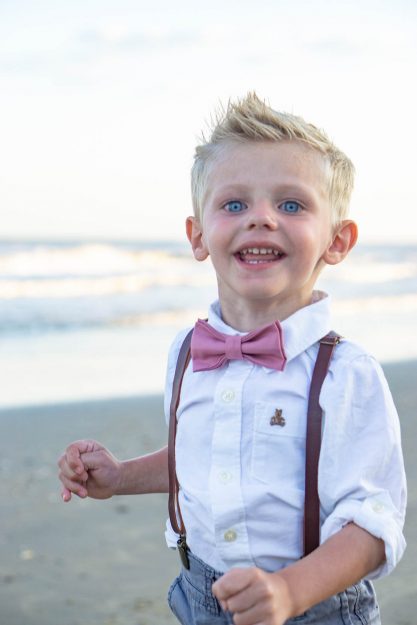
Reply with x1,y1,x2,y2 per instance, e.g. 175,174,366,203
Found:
191,93,354,227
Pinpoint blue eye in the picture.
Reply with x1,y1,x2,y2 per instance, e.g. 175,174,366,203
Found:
280,201,302,214
224,200,246,213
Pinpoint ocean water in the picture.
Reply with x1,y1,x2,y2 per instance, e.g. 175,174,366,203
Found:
1,239,416,409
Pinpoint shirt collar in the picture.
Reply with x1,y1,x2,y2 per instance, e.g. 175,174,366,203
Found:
281,291,332,362
207,291,332,366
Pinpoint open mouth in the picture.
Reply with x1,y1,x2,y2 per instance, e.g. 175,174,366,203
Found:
237,247,285,264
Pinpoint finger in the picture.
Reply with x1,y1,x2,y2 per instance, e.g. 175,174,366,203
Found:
232,602,267,625
61,487,72,502
226,586,258,614
58,457,89,482
212,568,253,601
218,599,229,613
58,448,84,476
78,450,105,471
66,443,91,474
64,440,103,474
59,473,88,498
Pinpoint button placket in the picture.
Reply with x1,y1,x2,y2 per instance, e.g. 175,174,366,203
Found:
221,389,235,403
224,529,237,542
210,362,253,566
218,470,233,484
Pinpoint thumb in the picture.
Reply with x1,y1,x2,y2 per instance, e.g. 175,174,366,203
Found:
79,449,109,471
66,440,105,473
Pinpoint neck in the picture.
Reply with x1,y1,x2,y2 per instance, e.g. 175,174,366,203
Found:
218,292,314,332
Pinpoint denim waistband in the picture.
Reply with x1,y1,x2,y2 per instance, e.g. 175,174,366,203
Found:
168,549,380,625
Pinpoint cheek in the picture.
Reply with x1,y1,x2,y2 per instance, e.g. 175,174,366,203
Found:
201,224,224,253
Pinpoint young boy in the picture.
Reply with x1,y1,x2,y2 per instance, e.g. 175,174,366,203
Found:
58,93,406,625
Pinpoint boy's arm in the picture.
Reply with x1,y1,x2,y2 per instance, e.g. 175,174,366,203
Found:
58,328,190,502
213,521,384,625
58,440,168,501
278,521,384,615
116,447,169,495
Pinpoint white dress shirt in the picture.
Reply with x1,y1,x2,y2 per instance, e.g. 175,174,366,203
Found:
163,292,406,579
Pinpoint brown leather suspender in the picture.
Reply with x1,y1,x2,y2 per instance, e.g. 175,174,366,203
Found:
167,330,340,568
168,330,193,537
304,332,340,555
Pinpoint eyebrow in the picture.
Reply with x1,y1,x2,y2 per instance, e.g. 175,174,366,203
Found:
209,182,325,202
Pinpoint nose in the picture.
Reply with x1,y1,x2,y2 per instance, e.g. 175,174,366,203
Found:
246,200,278,230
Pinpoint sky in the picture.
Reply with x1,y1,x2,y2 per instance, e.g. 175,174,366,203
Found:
1,0,417,243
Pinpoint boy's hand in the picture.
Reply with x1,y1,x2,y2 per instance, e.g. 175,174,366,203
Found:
57,440,121,502
212,567,293,625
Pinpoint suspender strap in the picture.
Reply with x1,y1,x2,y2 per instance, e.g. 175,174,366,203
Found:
168,329,193,537
168,329,341,560
303,332,341,556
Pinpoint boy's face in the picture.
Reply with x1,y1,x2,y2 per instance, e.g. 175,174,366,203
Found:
187,140,356,325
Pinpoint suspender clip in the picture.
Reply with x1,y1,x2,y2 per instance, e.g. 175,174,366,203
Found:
177,535,190,570
320,333,342,346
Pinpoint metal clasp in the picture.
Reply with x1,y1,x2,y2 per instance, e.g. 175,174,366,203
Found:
320,336,341,346
177,535,190,569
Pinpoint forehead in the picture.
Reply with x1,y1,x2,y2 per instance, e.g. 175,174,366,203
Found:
204,140,330,201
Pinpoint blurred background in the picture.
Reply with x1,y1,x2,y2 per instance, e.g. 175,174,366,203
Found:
0,2,416,624
1,0,417,409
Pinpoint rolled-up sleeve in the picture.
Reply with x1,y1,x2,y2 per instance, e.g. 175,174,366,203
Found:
319,350,407,579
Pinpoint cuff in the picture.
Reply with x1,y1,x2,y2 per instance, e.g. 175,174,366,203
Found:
320,492,406,579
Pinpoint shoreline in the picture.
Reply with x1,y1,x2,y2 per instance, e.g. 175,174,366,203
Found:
1,360,416,624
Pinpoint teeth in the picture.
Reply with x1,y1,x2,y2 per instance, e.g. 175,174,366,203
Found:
240,247,282,256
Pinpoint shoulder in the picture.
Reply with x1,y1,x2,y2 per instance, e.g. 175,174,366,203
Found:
306,336,386,388
328,337,384,380
163,325,194,423
322,337,397,426
165,325,194,384
167,326,194,367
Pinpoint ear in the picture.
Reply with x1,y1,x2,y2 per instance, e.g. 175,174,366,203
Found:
185,216,209,261
323,220,358,266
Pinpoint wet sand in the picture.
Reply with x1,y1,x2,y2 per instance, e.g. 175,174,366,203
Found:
1,360,416,624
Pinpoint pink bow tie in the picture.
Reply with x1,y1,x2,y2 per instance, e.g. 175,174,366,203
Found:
191,319,287,372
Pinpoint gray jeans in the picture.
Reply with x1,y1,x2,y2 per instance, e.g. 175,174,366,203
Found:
168,551,381,625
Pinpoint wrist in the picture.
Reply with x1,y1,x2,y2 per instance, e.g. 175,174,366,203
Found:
271,570,299,621
113,459,130,495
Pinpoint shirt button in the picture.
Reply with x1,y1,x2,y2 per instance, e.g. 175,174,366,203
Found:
224,529,237,542
372,501,385,513
221,389,235,403
218,471,233,484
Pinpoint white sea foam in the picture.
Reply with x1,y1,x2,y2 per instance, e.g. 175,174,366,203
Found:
0,243,173,277
0,270,214,299
332,261,417,284
0,240,416,408
331,293,417,315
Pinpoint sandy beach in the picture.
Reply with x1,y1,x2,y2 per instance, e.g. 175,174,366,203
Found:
1,359,416,625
